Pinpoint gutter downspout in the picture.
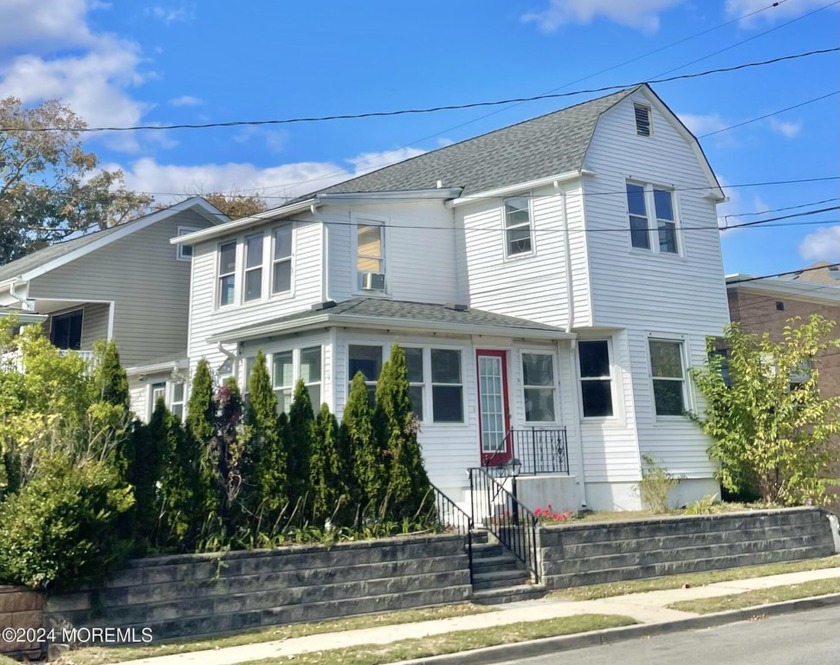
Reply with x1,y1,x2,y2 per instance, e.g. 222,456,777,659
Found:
310,204,330,303
9,281,32,311
555,180,588,509
216,341,237,379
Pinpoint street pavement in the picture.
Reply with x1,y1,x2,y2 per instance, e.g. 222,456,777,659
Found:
112,567,840,665
507,603,840,665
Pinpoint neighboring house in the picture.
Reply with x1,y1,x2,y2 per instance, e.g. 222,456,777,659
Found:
726,263,840,409
175,84,730,513
0,197,225,421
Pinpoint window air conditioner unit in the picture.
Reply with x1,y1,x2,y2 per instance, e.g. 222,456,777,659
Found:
362,272,386,291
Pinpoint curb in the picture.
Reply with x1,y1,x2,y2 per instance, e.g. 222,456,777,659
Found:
397,593,840,665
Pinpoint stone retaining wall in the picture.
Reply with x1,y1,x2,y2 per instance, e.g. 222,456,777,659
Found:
46,534,471,642
539,507,836,589
0,586,44,659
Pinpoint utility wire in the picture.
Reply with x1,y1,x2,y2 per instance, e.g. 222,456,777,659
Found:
1,47,837,134
728,263,840,284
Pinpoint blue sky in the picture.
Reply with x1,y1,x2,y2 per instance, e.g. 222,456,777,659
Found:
0,0,837,274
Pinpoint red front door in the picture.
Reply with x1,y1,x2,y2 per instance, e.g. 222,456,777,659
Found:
476,350,511,466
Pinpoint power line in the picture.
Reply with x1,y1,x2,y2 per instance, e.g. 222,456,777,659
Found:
723,205,840,230
698,91,839,138
723,197,840,221
2,47,837,135
728,263,840,284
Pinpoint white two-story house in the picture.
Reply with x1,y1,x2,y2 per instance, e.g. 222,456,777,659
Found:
175,84,730,512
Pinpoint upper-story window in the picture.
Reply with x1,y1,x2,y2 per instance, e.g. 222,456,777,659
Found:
218,241,237,306
504,196,534,257
626,183,680,255
357,223,385,291
634,103,652,136
272,225,293,294
244,233,263,302
176,226,200,260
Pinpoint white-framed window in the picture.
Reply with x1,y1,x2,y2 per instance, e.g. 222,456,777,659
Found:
272,350,294,413
243,233,264,302
170,382,185,420
404,347,425,420
649,339,686,416
150,382,166,416
522,352,556,422
300,346,322,410
242,356,256,403
218,240,237,306
578,340,614,418
626,182,680,255
634,103,651,136
431,348,463,423
176,226,200,261
348,344,382,404
272,225,293,295
503,195,534,257
356,222,385,290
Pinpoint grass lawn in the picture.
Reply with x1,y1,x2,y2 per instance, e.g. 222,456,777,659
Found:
0,655,19,665
667,578,840,614
245,614,637,665
551,555,840,601
61,604,491,665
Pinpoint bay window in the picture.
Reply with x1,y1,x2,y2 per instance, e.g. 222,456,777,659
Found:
349,344,382,404
300,346,322,409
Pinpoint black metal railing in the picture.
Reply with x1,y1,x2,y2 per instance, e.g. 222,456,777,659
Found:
482,428,569,475
469,466,540,583
424,483,474,586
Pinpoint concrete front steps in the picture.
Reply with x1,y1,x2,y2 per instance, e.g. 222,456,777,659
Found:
470,533,546,604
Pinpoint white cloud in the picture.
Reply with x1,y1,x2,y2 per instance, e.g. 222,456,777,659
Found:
522,0,685,33
678,112,728,137
726,0,838,28
232,127,289,155
108,147,430,204
169,95,203,107
799,226,840,262
145,4,196,25
768,118,802,139
0,2,150,152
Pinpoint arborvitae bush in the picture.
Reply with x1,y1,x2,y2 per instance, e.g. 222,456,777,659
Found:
310,403,347,525
130,400,167,548
91,339,129,409
344,372,387,518
287,379,315,517
210,377,245,534
242,350,287,522
185,359,216,514
376,345,431,521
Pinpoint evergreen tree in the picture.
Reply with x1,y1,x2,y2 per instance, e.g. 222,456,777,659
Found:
242,350,287,524
287,379,315,518
344,372,386,518
89,339,132,479
376,345,431,521
185,359,217,514
309,404,347,525
91,339,129,408
130,400,166,548
208,377,245,534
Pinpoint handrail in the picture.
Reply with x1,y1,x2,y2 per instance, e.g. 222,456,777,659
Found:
483,428,569,475
423,482,474,586
469,466,540,583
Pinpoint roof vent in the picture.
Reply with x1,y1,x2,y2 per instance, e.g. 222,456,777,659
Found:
634,104,651,137
311,300,336,311
446,303,469,312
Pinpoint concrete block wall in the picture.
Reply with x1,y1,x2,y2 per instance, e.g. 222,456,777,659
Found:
539,507,836,590
46,534,471,641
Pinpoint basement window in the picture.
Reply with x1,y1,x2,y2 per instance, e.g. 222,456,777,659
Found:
634,104,652,137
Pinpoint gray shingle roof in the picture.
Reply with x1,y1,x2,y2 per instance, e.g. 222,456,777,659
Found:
303,87,638,200
210,297,566,343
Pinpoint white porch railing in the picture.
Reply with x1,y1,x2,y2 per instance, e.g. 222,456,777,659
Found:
1,348,97,373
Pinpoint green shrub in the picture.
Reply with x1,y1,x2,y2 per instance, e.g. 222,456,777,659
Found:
638,453,683,513
0,453,133,590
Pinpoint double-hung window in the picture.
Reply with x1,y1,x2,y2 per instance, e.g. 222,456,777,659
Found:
654,189,677,254
272,225,292,294
579,341,614,418
405,347,425,420
244,234,263,302
649,340,686,416
170,383,185,420
522,353,556,422
272,351,294,413
218,241,237,306
626,184,650,250
349,344,382,404
176,227,200,260
300,346,322,410
431,349,463,422
357,223,385,290
150,382,166,416
504,196,533,257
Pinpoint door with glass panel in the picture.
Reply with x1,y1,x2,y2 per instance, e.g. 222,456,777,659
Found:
476,350,511,466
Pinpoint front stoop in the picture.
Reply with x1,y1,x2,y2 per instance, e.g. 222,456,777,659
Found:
470,538,546,604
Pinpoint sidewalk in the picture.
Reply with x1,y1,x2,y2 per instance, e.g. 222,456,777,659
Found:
110,567,840,665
